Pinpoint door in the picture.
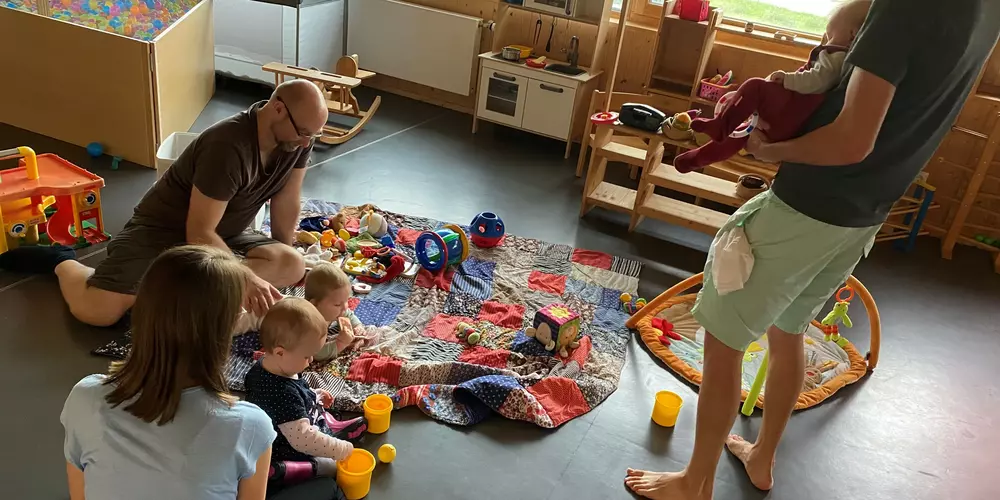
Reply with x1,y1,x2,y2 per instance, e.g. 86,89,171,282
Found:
477,65,527,127
521,79,576,139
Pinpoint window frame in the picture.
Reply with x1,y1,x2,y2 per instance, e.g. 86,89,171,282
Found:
622,0,826,46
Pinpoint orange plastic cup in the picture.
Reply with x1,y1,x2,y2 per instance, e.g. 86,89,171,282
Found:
363,394,393,434
336,448,377,500
651,390,683,427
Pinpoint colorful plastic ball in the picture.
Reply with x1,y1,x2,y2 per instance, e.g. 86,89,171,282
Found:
636,298,647,307
86,142,104,157
152,19,162,28
377,444,397,463
620,293,632,303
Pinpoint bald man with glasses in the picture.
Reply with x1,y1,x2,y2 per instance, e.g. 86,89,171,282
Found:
0,80,329,326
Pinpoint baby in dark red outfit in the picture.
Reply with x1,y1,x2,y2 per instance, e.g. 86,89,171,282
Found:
674,0,872,173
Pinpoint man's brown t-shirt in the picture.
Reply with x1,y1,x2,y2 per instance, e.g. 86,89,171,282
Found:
132,101,310,239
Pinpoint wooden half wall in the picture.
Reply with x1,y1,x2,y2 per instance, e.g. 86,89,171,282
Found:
0,7,157,165
152,0,216,144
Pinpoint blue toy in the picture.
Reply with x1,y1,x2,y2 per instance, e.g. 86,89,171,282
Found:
414,224,469,272
86,142,104,158
469,212,505,248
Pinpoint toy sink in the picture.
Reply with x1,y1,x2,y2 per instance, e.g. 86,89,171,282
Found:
545,63,586,76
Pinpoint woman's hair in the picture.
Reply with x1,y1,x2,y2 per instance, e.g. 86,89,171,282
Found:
259,297,329,351
304,262,351,302
104,245,251,425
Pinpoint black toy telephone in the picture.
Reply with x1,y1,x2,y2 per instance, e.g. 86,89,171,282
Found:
619,103,668,132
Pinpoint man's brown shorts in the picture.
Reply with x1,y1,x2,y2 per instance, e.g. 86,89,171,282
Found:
87,222,280,295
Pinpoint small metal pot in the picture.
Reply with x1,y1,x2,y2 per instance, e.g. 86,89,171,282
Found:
502,46,521,61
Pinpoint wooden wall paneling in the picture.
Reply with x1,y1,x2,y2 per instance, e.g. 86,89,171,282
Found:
611,24,657,93
492,7,600,65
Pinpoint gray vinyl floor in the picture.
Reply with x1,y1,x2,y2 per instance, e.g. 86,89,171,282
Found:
1,76,998,499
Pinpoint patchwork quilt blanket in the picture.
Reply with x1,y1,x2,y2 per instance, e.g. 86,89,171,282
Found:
95,201,642,428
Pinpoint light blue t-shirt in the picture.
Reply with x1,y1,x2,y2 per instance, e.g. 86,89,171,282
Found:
61,374,277,500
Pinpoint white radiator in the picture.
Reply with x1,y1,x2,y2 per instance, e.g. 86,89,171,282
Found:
347,0,481,96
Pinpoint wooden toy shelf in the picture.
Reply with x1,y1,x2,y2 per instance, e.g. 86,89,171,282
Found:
580,121,745,235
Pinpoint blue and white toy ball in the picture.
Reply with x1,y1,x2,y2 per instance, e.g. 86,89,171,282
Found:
86,142,104,158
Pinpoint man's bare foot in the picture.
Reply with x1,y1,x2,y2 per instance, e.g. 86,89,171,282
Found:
725,434,774,490
623,469,709,500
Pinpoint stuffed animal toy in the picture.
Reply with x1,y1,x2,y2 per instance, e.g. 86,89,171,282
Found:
360,210,388,238
299,244,335,269
325,212,347,233
525,323,557,352
821,300,852,341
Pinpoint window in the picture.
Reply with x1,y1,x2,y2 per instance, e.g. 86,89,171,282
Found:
618,0,833,35
711,0,832,34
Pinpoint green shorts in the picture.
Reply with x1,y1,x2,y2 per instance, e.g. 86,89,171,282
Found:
691,190,880,351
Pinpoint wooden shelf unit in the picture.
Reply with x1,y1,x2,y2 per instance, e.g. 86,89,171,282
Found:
643,11,723,110
580,120,744,237
941,114,1000,272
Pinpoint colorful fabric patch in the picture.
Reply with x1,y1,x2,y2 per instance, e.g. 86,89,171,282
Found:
527,377,591,427
415,267,455,291
348,297,361,310
599,287,624,310
407,337,464,363
564,279,603,305
459,257,497,280
396,228,423,246
347,354,403,385
458,346,511,369
456,374,521,410
353,300,402,327
443,292,485,318
422,313,473,343
510,330,555,357
451,273,493,300
365,280,413,307
537,242,573,262
611,256,643,278
528,271,568,295
477,300,526,329
593,306,630,332
571,249,613,269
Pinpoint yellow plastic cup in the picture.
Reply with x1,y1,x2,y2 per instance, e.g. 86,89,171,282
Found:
336,448,377,500
651,390,683,427
363,394,393,434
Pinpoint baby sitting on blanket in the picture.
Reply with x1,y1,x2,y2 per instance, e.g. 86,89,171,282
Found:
674,0,871,172
235,262,360,362
244,298,368,480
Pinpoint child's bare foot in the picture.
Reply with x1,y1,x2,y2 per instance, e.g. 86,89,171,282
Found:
623,469,709,500
725,434,774,490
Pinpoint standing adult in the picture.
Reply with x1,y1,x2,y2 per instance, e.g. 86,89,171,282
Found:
1,80,328,326
625,0,1000,498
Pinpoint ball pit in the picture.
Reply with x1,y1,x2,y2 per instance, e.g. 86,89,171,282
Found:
7,0,199,41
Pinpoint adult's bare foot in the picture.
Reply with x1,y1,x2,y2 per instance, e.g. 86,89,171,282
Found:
623,469,709,500
725,434,774,490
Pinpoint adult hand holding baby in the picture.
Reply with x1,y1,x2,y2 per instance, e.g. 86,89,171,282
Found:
744,118,781,163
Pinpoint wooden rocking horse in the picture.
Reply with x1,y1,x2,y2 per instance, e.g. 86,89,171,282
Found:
262,55,382,145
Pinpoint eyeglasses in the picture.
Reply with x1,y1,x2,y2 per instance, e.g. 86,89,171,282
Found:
276,96,323,140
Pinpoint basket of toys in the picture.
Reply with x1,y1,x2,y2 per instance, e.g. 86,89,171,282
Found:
698,70,736,102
